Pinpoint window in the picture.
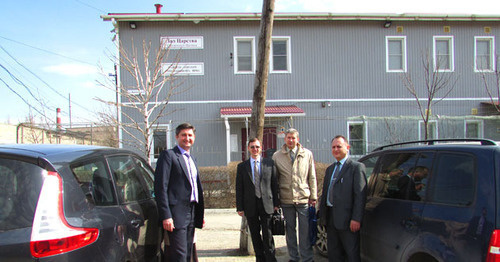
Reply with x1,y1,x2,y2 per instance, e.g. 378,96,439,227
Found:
234,37,255,74
271,37,291,73
433,36,454,72
152,125,171,162
465,120,483,138
0,159,44,230
475,36,495,72
429,153,475,205
72,160,117,206
386,36,407,72
373,152,433,201
419,120,438,140
108,155,151,203
348,122,367,155
361,155,379,182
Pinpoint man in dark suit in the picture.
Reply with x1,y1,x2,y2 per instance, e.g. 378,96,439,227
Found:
236,138,280,262
154,123,204,262
319,135,367,262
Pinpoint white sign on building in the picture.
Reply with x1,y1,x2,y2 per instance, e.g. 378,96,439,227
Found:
160,36,204,49
163,62,205,76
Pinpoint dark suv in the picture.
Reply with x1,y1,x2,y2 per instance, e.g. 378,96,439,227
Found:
0,144,161,261
316,139,500,262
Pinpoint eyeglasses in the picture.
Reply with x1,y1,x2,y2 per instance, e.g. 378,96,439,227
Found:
250,146,261,149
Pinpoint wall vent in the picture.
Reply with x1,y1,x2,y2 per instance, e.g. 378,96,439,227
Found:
396,26,404,33
443,26,451,33
484,27,492,33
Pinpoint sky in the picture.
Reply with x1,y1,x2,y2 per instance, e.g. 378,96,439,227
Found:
1,0,499,126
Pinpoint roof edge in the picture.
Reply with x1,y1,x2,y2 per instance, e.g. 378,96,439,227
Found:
101,12,500,22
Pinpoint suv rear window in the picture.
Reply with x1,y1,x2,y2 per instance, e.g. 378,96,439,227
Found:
0,159,44,231
429,153,475,206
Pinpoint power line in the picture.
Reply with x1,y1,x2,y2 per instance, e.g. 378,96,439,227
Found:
74,0,107,13
0,77,47,118
0,35,95,66
0,45,92,113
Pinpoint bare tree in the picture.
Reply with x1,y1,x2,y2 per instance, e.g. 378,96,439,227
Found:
97,39,186,161
479,54,500,113
402,51,458,140
249,0,275,141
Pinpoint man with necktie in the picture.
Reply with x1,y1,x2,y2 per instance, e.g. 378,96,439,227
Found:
154,123,204,262
236,138,280,262
319,135,367,262
273,128,317,262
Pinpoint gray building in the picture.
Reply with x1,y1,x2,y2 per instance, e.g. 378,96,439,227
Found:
102,10,500,166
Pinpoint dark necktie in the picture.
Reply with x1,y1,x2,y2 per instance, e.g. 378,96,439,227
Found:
328,162,342,206
254,160,261,198
289,150,295,163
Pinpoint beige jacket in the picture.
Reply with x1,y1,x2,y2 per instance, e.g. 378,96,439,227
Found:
272,143,317,205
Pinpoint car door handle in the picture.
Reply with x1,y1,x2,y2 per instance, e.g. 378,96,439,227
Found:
130,219,142,228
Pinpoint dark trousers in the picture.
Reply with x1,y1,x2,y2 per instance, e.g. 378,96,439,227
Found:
326,207,361,262
165,204,196,262
247,197,277,262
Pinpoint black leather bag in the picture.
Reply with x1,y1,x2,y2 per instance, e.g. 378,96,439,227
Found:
271,208,285,235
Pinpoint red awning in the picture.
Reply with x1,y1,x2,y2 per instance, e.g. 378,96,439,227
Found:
220,105,305,118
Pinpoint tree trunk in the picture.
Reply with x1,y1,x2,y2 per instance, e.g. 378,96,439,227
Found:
241,0,275,253
249,0,275,141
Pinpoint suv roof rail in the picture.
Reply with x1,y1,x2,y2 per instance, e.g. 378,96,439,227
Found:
373,138,497,152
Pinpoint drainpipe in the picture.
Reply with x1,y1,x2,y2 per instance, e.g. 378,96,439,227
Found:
224,117,230,164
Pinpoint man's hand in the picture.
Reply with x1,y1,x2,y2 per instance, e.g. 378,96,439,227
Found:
237,211,244,217
308,199,317,207
274,206,279,212
163,218,175,232
350,220,361,232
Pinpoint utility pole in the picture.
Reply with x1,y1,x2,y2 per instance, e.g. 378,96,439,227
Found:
109,64,120,147
241,0,275,254
249,0,275,142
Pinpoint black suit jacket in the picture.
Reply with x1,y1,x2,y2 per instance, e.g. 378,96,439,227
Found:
319,158,367,230
154,146,204,228
236,157,280,217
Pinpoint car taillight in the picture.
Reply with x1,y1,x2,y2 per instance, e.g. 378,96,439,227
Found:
487,230,500,262
30,171,99,258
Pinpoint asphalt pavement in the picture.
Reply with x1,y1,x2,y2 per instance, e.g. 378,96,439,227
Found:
196,209,327,262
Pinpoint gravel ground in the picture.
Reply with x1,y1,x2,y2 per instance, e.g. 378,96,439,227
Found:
196,209,327,262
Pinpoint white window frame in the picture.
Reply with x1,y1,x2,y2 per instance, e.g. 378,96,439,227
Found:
270,36,292,73
474,36,495,73
386,36,407,73
433,36,455,72
464,120,484,138
347,121,368,156
150,124,172,164
233,36,256,74
418,120,438,140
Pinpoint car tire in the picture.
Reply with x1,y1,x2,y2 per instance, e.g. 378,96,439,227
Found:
315,224,328,257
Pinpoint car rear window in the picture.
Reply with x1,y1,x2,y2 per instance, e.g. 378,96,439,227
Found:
0,158,44,231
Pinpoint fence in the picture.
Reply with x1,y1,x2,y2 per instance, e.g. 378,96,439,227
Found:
199,161,330,208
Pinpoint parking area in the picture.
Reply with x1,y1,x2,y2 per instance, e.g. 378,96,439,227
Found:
196,209,327,261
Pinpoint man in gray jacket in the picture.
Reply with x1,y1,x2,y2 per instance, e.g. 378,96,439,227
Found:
273,128,317,262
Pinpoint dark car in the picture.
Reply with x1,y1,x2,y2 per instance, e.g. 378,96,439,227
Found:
0,144,161,261
316,139,500,262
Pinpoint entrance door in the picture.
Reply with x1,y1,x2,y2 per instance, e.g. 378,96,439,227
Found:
241,127,277,161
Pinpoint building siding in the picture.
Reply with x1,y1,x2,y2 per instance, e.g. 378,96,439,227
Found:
109,14,500,166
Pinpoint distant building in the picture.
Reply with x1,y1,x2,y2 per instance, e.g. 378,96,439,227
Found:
0,123,117,147
102,10,500,166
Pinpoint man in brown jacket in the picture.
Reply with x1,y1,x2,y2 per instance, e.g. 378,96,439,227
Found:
273,128,317,262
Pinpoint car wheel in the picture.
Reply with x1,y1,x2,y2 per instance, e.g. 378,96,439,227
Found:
315,224,328,257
